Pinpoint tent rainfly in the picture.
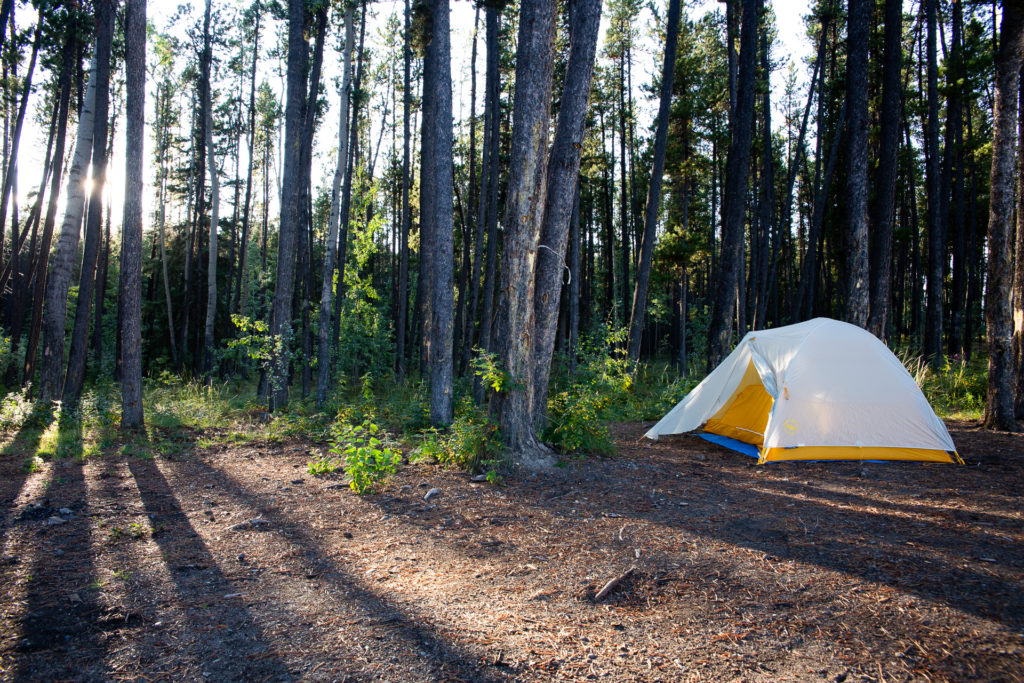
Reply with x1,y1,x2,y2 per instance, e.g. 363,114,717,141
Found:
646,318,962,464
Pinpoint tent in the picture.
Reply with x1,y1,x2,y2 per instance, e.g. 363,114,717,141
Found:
646,318,962,464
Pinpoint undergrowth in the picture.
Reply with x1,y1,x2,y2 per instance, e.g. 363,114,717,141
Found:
0,342,987,483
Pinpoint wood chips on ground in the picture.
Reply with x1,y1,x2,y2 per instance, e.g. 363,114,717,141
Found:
0,420,1022,682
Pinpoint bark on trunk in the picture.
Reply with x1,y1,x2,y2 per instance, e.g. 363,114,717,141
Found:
395,0,412,379
1015,68,1024,418
843,0,869,327
317,4,353,408
626,0,680,360
61,2,114,408
924,0,944,366
866,0,902,339
120,0,146,428
202,0,218,377
531,0,603,428
493,0,557,467
707,0,759,367
421,0,455,426
23,24,74,388
267,0,308,410
984,1,1023,431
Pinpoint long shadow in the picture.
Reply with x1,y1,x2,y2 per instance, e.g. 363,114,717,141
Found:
124,449,293,681
176,454,511,681
745,475,1023,529
11,418,111,681
0,404,56,545
508,449,1024,629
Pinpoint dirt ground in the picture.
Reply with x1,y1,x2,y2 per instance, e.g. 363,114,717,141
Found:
0,419,1022,682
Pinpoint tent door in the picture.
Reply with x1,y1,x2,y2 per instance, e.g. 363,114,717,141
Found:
702,360,774,447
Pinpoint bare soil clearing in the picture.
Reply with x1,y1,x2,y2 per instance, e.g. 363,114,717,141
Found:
1,420,1022,682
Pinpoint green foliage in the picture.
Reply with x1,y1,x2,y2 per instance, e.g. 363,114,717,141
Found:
0,388,39,430
470,348,511,395
544,383,615,456
409,400,503,474
900,351,986,419
543,323,700,456
306,449,341,477
329,419,401,494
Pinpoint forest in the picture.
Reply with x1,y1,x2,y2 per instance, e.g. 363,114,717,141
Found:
0,0,1023,679
0,0,1020,459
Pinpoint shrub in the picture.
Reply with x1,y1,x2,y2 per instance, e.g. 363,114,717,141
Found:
543,384,615,456
329,419,401,494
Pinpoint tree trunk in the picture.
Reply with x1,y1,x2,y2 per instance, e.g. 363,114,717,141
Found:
61,2,114,408
477,5,502,360
317,4,353,408
0,23,39,269
395,0,412,379
707,0,759,367
984,1,1023,431
23,23,73,387
867,0,902,339
267,0,308,410
39,45,95,400
924,0,944,366
421,0,455,426
493,0,557,466
202,0,218,377
120,0,145,428
1015,68,1024,418
843,0,869,327
531,0,602,428
235,8,261,316
627,0,680,360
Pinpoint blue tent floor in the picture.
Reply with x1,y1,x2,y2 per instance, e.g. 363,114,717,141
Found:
698,433,759,458
697,431,890,463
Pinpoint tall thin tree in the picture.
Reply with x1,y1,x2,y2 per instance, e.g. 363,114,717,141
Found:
627,0,681,360
121,0,146,428
267,0,308,409
62,0,114,408
983,0,1023,431
707,0,759,367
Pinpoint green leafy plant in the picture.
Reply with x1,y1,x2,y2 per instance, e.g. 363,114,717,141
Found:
329,419,401,494
307,449,340,476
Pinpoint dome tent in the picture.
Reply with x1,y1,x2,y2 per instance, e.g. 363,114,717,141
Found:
646,318,961,464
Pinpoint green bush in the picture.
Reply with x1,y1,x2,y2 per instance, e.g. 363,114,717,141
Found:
329,419,401,494
411,401,503,474
543,383,615,456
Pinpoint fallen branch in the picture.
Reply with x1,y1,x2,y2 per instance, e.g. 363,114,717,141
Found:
594,566,635,601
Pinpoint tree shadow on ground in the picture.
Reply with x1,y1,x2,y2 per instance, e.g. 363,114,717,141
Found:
508,436,1024,629
124,445,294,681
10,418,112,681
175,454,511,681
0,403,57,544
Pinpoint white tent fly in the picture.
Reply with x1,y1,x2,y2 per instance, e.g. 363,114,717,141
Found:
646,318,961,464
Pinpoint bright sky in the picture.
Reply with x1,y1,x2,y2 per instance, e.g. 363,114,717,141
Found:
13,0,817,237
